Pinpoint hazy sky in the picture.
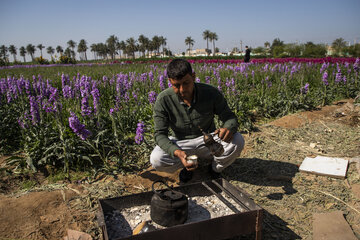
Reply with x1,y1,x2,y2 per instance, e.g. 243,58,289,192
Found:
1,0,359,59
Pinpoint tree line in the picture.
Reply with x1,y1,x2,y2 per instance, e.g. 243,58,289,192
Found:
249,37,360,58
1,33,359,64
0,34,168,64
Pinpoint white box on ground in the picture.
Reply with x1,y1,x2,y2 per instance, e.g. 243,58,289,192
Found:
299,156,349,179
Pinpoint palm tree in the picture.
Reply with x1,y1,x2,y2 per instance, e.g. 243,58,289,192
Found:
46,46,55,59
98,43,109,59
19,46,27,62
332,38,347,55
126,37,138,58
138,34,149,57
67,40,76,58
77,39,88,60
185,36,195,56
90,44,98,60
147,40,156,57
202,30,211,56
159,36,167,57
106,35,119,60
26,44,36,61
118,41,126,58
8,45,17,62
0,45,8,62
37,44,45,57
56,46,64,56
64,47,72,58
209,32,218,56
115,41,122,59
151,35,161,56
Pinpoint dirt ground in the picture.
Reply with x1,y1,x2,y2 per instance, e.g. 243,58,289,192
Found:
0,99,359,240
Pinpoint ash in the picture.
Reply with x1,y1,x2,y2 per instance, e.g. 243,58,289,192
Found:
104,192,246,240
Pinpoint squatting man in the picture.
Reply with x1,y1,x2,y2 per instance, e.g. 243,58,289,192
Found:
150,59,245,183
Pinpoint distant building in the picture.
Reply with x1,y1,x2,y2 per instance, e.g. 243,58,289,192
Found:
183,48,208,57
326,45,335,56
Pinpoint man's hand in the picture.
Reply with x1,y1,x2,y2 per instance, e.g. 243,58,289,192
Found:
174,149,197,171
214,128,233,143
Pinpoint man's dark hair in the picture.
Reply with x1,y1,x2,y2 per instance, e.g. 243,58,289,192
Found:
166,59,193,80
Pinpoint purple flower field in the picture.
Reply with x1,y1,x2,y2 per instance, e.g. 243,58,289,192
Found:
0,57,359,172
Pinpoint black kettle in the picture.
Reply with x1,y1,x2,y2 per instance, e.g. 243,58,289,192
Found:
150,180,188,227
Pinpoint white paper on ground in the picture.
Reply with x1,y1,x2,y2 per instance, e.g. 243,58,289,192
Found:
299,156,349,178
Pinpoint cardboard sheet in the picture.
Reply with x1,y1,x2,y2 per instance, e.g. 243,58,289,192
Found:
299,156,348,179
313,211,357,240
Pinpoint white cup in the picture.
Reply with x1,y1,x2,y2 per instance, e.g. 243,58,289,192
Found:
186,155,198,165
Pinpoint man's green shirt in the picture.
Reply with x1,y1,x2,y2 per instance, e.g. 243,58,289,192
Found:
153,82,239,158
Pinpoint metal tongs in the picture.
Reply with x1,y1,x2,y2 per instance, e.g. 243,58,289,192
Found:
195,126,224,157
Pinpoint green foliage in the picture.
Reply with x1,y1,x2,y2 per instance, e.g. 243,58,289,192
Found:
0,58,8,66
332,38,347,56
272,46,285,58
0,101,22,154
252,46,266,55
57,55,76,64
303,42,327,58
34,56,49,65
0,59,359,177
284,44,302,57
344,43,360,57
21,179,37,190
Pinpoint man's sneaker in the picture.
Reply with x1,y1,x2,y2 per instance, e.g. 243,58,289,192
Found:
208,165,221,179
179,168,193,183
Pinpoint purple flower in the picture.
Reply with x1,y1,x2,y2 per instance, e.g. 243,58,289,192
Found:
267,81,272,88
132,90,138,101
149,71,154,83
44,87,60,113
68,112,91,140
301,83,309,94
320,62,328,73
17,117,27,129
62,85,73,98
81,96,92,116
148,91,157,104
205,76,211,84
135,121,145,144
159,75,165,91
217,76,222,92
29,96,40,125
123,92,130,103
195,77,200,83
0,78,7,94
91,87,100,114
6,90,12,103
263,64,269,72
335,71,342,83
322,71,329,86
290,65,297,75
25,79,31,95
103,76,108,86
140,73,147,83
61,73,67,87
353,58,359,71
225,78,231,88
